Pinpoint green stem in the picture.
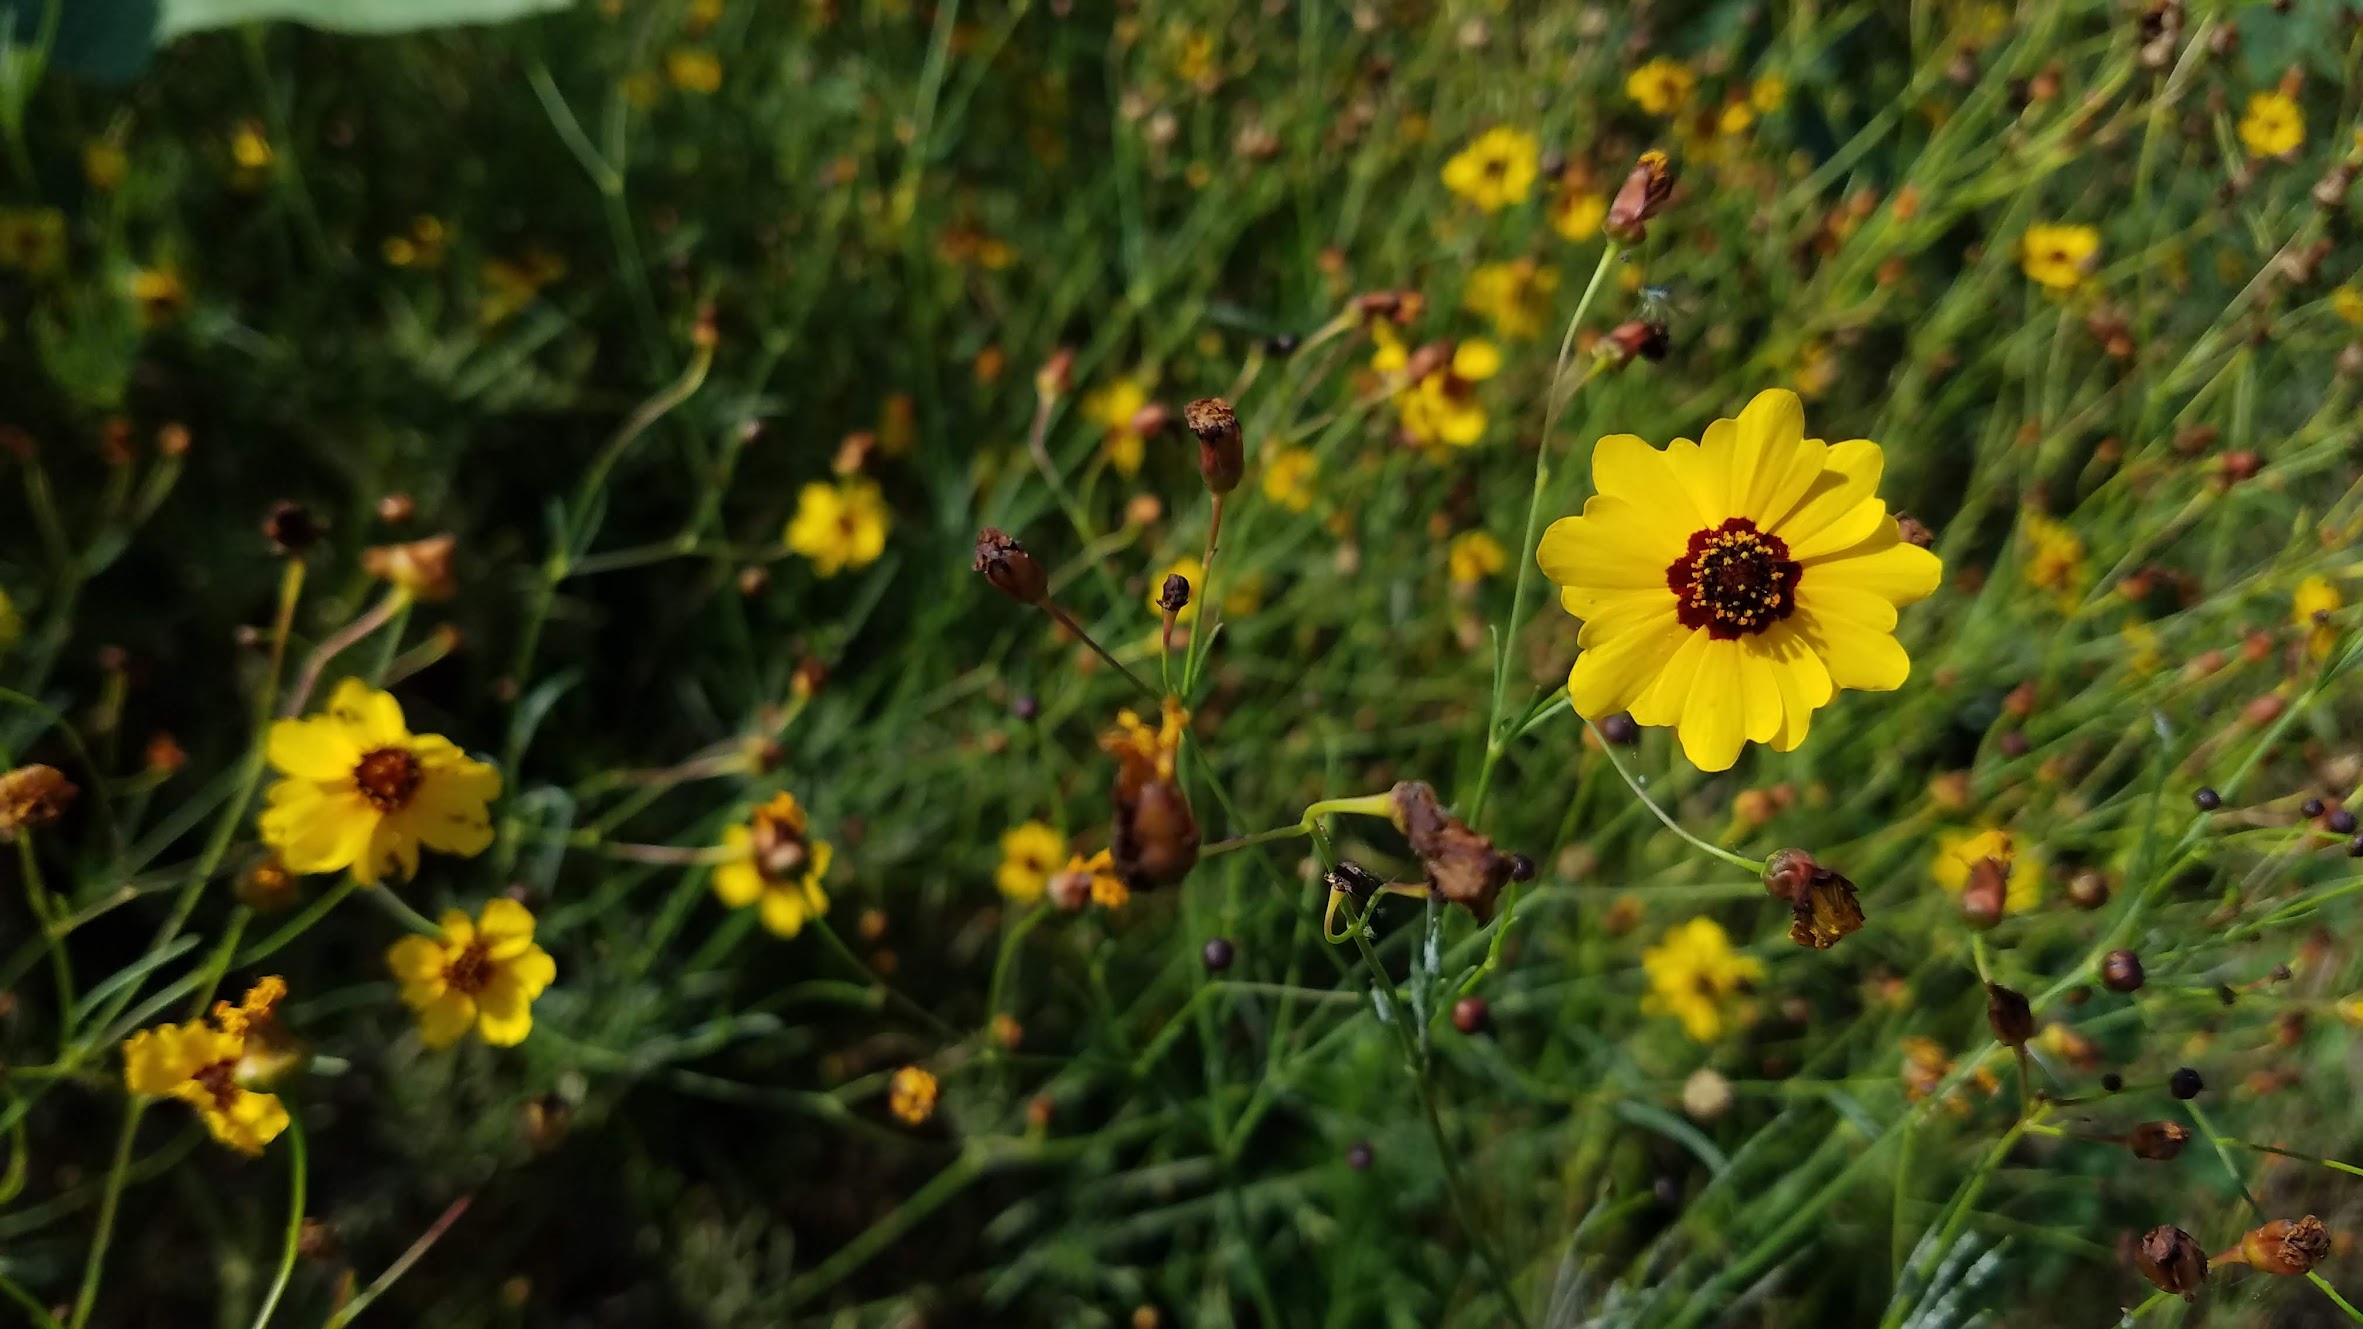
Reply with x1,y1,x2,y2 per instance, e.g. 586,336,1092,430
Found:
248,1115,307,1329
1585,719,1765,874
66,1105,143,1329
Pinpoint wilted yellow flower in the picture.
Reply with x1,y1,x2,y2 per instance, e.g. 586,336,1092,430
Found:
1550,188,1607,242
666,48,723,93
1383,334,1501,451
260,679,500,886
997,820,1066,903
1537,389,1942,771
1448,531,1507,584
2122,622,2163,675
1262,446,1317,511
122,978,293,1154
713,792,833,937
387,899,556,1049
1642,917,1761,1042
888,1065,939,1124
2238,90,2303,158
2019,224,2100,292
786,479,890,577
2019,511,2085,607
1932,827,2042,914
1440,126,1540,213
1082,376,1154,476
2295,575,2342,659
1462,259,1560,340
1625,57,1697,115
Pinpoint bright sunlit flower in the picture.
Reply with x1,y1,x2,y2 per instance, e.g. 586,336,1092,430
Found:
388,900,556,1049
997,820,1066,903
2018,511,2085,608
1448,530,1507,584
2295,575,2342,659
1551,188,1607,242
260,680,500,886
122,978,293,1154
1262,446,1318,511
786,478,890,577
1536,389,1942,771
888,1065,939,1124
1083,376,1154,476
1932,827,2042,914
1440,126,1541,213
1462,259,1560,340
713,792,833,938
2019,223,2100,292
2238,90,2304,158
1643,917,1761,1042
1625,57,1698,115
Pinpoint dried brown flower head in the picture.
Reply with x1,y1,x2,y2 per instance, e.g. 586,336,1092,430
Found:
2229,1216,2331,1276
973,528,1048,605
1961,855,2009,928
2127,1121,2190,1160
1101,699,1197,888
360,533,457,600
1389,780,1513,919
2138,1224,2208,1299
1185,396,1243,495
0,764,77,839
1763,848,1865,949
1985,982,2034,1046
1605,149,1675,243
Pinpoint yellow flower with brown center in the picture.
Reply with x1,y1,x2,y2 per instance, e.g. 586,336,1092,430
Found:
888,1065,939,1125
997,820,1066,903
387,899,557,1049
1931,827,2042,914
1462,259,1560,340
122,978,294,1154
2295,575,2342,659
1550,188,1607,242
1750,76,1788,113
260,679,501,886
2018,511,2085,607
1101,698,1196,889
1536,389,1941,771
713,792,833,937
1625,57,1698,115
786,478,890,577
1440,126,1541,213
1376,331,1501,451
1642,917,1761,1042
130,265,189,326
2019,223,2100,292
1262,446,1317,512
1448,530,1507,585
1082,376,1154,476
2238,90,2304,158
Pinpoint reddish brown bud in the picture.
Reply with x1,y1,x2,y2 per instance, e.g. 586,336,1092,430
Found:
1896,514,1935,548
2101,948,2145,992
2138,1225,2208,1299
1157,574,1192,614
2127,1121,2190,1160
1390,780,1513,919
1035,347,1076,399
1451,995,1490,1035
1985,982,2034,1046
262,502,323,555
1184,397,1244,495
1605,149,1674,243
1962,856,2009,928
2230,1216,2331,1276
973,528,1048,605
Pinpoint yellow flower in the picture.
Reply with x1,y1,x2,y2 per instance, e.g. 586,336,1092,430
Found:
0,208,66,275
1716,101,1755,137
1462,259,1560,340
230,120,274,173
1087,852,1131,909
480,250,567,327
2295,575,2342,659
666,48,723,93
386,899,557,1049
122,978,293,1154
260,679,501,886
1642,917,1762,1042
84,140,128,190
997,820,1066,903
2019,223,2100,292
1083,377,1153,476
1550,189,1607,243
1440,126,1541,213
2238,90,2304,158
1931,827,2042,914
1625,57,1698,115
1750,75,1788,113
1536,389,1942,771
2333,286,2363,326
1448,531,1507,584
1262,446,1318,512
713,792,833,937
786,479,890,577
130,265,188,327
1173,28,1216,86
888,1065,939,1125
2019,511,2085,607
2122,622,2163,675
1391,339,1501,450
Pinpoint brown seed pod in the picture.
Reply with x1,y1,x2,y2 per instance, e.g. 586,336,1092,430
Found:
1389,781,1512,919
2127,1121,2190,1160
2137,1224,2208,1299
1985,982,2034,1046
1185,397,1243,495
973,528,1048,605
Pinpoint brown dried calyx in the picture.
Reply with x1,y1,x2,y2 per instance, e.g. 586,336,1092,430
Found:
1388,781,1514,919
1762,848,1864,949
2220,1216,2331,1277
2137,1224,2208,1300
2127,1121,2190,1161
1185,397,1243,495
1101,699,1198,889
0,764,77,839
972,528,1048,605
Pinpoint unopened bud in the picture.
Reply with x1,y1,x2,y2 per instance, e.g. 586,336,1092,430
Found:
1985,982,2034,1046
2128,1121,2190,1160
2101,948,2146,992
262,502,323,556
1604,150,1674,243
2138,1225,2209,1299
973,528,1048,605
1962,856,2009,928
1035,347,1076,399
1157,574,1192,614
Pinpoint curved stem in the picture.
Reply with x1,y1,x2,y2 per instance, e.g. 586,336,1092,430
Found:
248,1115,307,1329
1585,721,1765,875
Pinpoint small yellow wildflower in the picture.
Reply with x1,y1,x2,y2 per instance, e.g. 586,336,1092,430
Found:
1440,126,1541,213
1462,259,1560,341
1083,376,1154,476
387,899,556,1049
260,679,500,886
2019,224,2100,292
1750,76,1788,113
888,1065,939,1125
997,820,1066,904
2122,622,2163,675
786,479,890,577
1625,57,1697,116
2295,575,2342,660
2238,90,2303,158
1089,855,1130,910
666,48,724,94
2019,511,2085,607
130,265,189,327
1387,337,1500,451
1642,918,1762,1042
84,140,128,190
123,978,293,1154
1448,531,1507,584
1716,101,1755,137
480,251,567,327
713,792,833,938
1173,29,1216,87
1551,188,1607,243
1932,827,2042,914
1262,446,1317,512
2334,286,2363,326
229,119,273,180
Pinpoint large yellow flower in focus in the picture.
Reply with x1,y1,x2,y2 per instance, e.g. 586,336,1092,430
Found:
1537,389,1942,771
260,679,500,885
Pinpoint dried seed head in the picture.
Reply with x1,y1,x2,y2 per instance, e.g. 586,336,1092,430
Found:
1605,149,1675,243
1985,982,2034,1046
1681,1066,1734,1121
1325,860,1383,903
1764,849,1865,949
0,764,77,840
2138,1225,2209,1299
1389,780,1514,919
1157,573,1192,614
1184,396,1244,495
2128,1121,2191,1160
2101,948,2146,993
2068,868,2111,909
360,534,457,600
1600,319,1671,367
1103,699,1198,888
2235,1216,2331,1276
972,528,1048,605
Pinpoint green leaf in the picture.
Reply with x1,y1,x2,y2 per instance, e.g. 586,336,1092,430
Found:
157,0,570,40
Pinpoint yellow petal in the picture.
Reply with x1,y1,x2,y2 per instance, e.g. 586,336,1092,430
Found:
1772,439,1887,554
474,981,535,1047
1629,628,1713,728
1590,434,1707,529
387,935,447,983
1795,607,1911,691
475,897,537,956
1537,503,1679,591
1729,389,1821,525
1801,525,1943,606
1758,627,1832,751
438,908,476,945
503,945,557,997
361,821,420,885
1796,582,1899,633
1674,639,1748,771
1664,429,1733,520
326,679,409,747
265,717,360,781
1570,588,1680,648
758,889,809,937
712,860,763,908
1567,616,1689,719
417,991,476,1048
265,792,377,876
1735,639,1786,745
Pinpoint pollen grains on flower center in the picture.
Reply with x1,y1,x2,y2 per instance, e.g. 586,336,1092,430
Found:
353,747,424,810
1666,517,1802,639
443,940,494,996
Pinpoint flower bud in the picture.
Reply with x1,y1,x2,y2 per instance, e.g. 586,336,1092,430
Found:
1605,149,1674,243
1157,574,1192,614
262,501,323,555
1961,856,2009,928
2127,1121,2190,1160
2138,1225,2208,1299
2232,1216,2331,1276
2101,948,2146,992
972,528,1048,605
1763,849,1864,949
1985,982,2034,1046
1184,397,1243,495
1601,319,1670,367
1451,995,1490,1035
1034,347,1076,399
361,534,457,600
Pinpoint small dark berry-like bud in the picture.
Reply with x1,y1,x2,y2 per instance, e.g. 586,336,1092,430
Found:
1346,1140,1373,1171
2330,807,2358,835
1599,713,1641,746
1507,853,1535,882
1605,149,1675,243
1986,982,2035,1046
1262,332,1300,356
2101,949,2146,993
263,501,323,555
973,528,1049,605
1451,995,1490,1034
1157,574,1192,614
2100,1071,2125,1092
1601,319,1671,366
2138,1225,2209,1300
1184,397,1244,496
2128,1121,2191,1160
2168,1066,2204,1099
2068,868,2110,910
1201,937,1234,972
1012,695,1040,721
2193,787,2222,811
2302,797,2327,819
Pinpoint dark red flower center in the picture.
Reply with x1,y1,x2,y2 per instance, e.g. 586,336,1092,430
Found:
353,748,423,810
192,1059,242,1109
1666,517,1801,639
443,940,493,996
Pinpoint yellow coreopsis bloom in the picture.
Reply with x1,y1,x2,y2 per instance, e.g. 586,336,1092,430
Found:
1262,446,1317,511
1395,339,1501,450
666,48,723,93
1536,389,1941,772
1931,827,2042,914
1462,259,1560,340
1440,126,1540,213
122,978,293,1154
1750,76,1788,113
1550,188,1607,242
387,899,557,1049
1083,377,1153,476
888,1065,939,1125
786,479,890,577
2019,224,2100,292
2019,511,2085,607
1448,530,1507,584
2238,90,2304,158
713,792,833,937
260,679,500,886
130,265,188,326
997,820,1066,903
1626,57,1698,115
2295,575,2342,659
1642,918,1761,1042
